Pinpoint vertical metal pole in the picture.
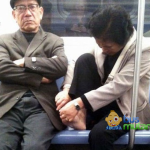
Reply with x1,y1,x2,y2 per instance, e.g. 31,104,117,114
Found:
128,0,145,149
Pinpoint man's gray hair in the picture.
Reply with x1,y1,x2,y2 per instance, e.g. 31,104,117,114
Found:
10,0,42,9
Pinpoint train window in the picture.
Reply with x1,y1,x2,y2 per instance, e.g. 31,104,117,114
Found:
40,0,150,37
144,0,150,37
0,0,149,36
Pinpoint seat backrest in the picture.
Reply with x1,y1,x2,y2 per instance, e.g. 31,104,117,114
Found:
56,77,64,91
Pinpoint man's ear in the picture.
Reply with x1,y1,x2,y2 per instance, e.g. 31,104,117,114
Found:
12,10,16,19
12,10,18,23
105,117,108,122
39,7,44,20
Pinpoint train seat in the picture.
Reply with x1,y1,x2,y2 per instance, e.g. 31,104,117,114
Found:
53,77,150,146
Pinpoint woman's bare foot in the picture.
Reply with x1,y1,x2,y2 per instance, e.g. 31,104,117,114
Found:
62,108,86,130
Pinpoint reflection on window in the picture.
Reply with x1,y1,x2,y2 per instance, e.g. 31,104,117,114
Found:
41,0,52,32
64,0,90,36
41,0,150,37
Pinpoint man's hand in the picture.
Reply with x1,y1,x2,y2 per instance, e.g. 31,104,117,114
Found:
41,77,52,84
13,58,25,67
55,88,71,111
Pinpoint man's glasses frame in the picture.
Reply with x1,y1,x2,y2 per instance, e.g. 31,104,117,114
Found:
13,4,39,13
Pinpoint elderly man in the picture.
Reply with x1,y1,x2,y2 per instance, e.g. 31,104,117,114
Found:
0,0,67,149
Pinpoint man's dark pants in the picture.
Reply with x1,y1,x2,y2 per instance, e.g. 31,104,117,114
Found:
0,95,57,150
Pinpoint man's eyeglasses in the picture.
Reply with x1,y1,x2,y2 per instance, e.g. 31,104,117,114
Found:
14,4,39,13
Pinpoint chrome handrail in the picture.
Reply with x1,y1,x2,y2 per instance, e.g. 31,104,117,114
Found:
128,0,145,149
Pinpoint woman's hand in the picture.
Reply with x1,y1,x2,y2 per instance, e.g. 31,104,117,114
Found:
59,100,78,122
55,88,71,111
59,98,84,122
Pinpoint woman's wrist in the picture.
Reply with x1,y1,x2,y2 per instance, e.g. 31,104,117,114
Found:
75,97,84,109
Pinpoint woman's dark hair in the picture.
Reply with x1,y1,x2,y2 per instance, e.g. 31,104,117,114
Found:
88,5,134,46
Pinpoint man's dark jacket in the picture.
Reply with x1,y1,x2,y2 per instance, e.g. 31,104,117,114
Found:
0,28,68,130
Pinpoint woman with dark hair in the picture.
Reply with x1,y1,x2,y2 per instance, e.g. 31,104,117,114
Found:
55,5,150,150
88,5,133,46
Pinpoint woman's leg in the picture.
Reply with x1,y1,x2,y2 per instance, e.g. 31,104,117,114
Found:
69,53,101,98
66,53,128,149
63,53,101,130
89,109,128,150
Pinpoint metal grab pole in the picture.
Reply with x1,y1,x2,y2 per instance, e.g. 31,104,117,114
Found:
128,0,145,149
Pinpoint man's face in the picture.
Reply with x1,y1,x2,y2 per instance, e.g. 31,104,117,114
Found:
105,111,122,127
95,38,124,56
12,0,43,33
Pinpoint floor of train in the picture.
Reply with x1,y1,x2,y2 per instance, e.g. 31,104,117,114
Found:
50,144,150,150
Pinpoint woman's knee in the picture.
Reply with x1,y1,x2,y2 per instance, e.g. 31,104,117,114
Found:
76,53,95,64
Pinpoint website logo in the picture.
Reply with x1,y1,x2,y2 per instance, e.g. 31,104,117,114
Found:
123,115,150,130
105,110,122,130
105,111,150,130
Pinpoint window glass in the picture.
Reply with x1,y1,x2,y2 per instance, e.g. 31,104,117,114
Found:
144,0,150,37
41,0,149,37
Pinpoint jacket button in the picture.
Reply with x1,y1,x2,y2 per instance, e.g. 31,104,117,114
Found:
32,66,36,70
37,67,41,70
